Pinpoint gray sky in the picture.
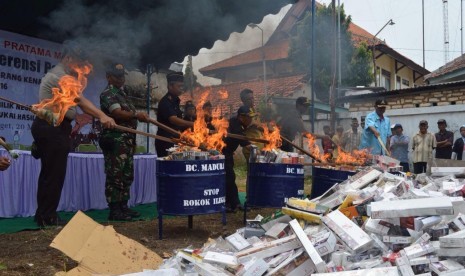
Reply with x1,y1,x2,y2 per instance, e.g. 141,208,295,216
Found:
189,1,463,85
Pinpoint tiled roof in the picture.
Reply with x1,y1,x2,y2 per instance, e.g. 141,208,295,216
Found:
348,22,382,46
424,54,465,80
180,74,307,114
199,40,289,74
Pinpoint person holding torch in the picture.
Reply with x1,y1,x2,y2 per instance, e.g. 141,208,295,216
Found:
31,42,116,228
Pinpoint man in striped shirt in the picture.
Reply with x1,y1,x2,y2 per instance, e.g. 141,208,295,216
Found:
341,118,361,152
412,120,437,174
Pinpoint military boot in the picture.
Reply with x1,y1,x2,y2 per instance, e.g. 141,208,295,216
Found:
108,202,132,221
121,201,141,218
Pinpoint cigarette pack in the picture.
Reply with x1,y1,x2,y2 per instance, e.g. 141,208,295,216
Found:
264,222,289,239
287,258,316,276
448,213,465,232
400,242,436,259
310,230,337,256
260,214,292,231
322,210,373,253
312,266,400,276
382,235,413,244
409,255,439,266
203,251,238,267
429,260,464,275
439,229,465,248
266,250,293,268
368,197,454,219
364,218,396,235
396,255,415,276
287,197,330,214
437,247,465,256
370,233,390,252
414,233,432,244
236,258,269,276
414,216,442,231
281,207,322,224
289,219,326,273
349,168,382,190
425,225,449,241
194,262,232,276
225,232,251,251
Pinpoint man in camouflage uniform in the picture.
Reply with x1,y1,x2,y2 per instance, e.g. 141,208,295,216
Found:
99,63,150,221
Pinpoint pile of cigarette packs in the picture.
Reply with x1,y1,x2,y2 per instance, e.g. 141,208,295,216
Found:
143,166,465,275
159,146,224,161
249,146,305,164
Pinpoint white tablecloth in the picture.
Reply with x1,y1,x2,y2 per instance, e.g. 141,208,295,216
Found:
0,149,157,218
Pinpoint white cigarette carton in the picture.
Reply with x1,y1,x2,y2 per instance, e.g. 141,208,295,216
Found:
226,232,251,251
349,168,382,190
194,262,232,276
203,251,238,267
449,213,465,231
264,223,288,239
286,258,315,276
396,255,415,276
409,255,439,266
414,216,442,231
439,229,465,248
322,210,373,253
430,260,464,275
312,266,400,276
368,197,454,219
364,218,393,235
237,258,269,276
400,242,436,259
382,236,413,244
289,219,326,273
310,230,337,256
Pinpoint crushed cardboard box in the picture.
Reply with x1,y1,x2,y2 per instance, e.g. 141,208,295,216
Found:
51,211,163,276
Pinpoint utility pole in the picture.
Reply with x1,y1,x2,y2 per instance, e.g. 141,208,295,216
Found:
443,0,450,63
330,0,337,131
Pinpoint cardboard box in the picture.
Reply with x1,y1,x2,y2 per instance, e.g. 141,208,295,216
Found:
448,213,465,232
264,222,289,239
400,242,436,259
50,211,163,276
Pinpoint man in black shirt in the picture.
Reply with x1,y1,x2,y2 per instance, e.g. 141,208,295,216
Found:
223,106,254,212
435,119,453,159
156,72,194,157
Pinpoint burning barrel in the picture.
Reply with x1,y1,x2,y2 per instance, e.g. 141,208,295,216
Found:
245,162,305,211
156,159,226,239
311,166,356,199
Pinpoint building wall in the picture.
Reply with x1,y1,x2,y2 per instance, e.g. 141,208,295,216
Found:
375,53,425,90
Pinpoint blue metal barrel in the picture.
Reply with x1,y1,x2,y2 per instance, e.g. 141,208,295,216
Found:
246,163,305,208
157,159,226,215
311,166,355,199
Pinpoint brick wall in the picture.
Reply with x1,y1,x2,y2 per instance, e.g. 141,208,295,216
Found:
348,87,465,112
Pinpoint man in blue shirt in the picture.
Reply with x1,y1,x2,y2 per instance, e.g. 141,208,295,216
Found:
360,99,391,155
390,124,410,172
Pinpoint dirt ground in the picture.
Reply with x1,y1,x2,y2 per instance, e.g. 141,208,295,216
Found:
0,158,311,276
0,207,273,276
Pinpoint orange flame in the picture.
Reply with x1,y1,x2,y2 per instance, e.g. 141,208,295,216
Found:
305,133,330,163
262,122,282,151
180,90,229,151
334,148,369,166
33,62,92,126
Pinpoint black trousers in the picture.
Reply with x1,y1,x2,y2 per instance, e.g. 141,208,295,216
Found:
225,155,240,209
155,139,174,158
413,162,427,174
31,117,71,224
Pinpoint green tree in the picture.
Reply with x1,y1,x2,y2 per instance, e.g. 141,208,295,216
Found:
288,4,373,101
